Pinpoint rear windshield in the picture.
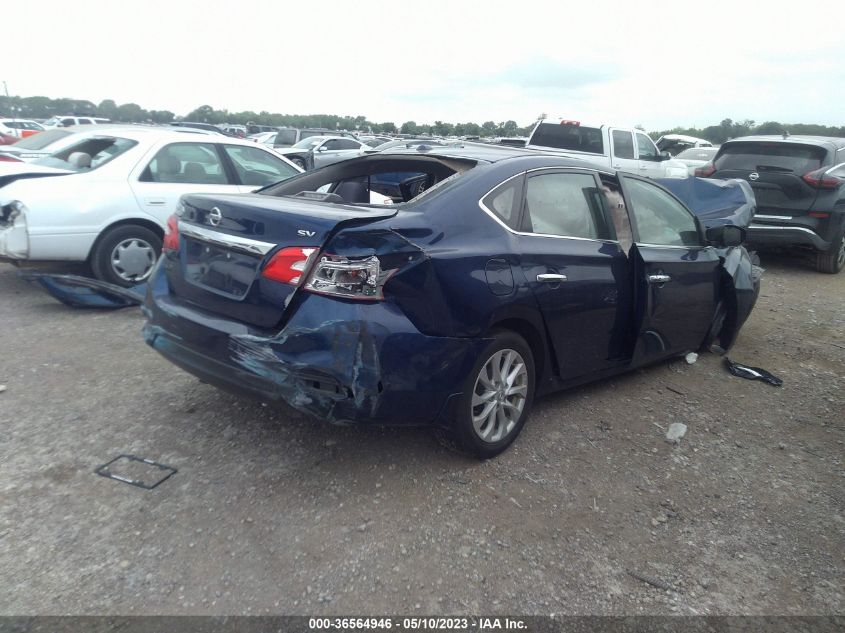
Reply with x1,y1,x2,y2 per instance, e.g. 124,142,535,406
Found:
34,136,137,172
715,142,827,173
8,128,70,149
530,123,604,154
275,129,298,145
676,148,717,161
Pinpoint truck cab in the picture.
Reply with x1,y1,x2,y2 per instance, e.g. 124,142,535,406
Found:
526,119,688,179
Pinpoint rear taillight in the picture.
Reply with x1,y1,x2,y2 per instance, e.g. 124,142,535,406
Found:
0,154,22,162
802,168,843,190
808,211,830,219
162,214,180,252
262,247,317,285
304,254,394,301
694,163,716,177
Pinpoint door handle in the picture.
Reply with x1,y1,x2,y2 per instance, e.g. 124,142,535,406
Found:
537,273,568,283
144,198,166,206
648,274,672,284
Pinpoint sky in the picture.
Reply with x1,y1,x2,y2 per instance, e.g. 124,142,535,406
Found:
5,0,845,130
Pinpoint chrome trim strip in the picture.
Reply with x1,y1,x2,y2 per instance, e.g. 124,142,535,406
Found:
635,243,707,250
754,214,793,221
178,221,276,256
748,224,818,236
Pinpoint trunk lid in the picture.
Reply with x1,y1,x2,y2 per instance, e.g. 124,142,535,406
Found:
712,141,828,216
169,192,397,328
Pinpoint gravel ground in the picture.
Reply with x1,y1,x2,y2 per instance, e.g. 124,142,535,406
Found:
0,253,842,616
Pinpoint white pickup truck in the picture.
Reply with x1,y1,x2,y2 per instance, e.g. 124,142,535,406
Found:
525,118,689,178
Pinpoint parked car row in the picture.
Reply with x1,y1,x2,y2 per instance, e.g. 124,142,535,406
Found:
0,127,302,284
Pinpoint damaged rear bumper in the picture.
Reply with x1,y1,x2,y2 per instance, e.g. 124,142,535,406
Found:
142,272,487,427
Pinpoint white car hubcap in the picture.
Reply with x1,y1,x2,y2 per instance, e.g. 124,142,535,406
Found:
111,238,156,282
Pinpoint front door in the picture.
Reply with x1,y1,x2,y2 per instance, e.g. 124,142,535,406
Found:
635,131,664,178
618,174,722,363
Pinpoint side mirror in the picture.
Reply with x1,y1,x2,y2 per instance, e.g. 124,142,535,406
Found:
659,151,672,161
316,145,327,152
706,224,745,247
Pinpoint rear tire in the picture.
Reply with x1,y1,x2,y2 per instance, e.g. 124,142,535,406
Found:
449,330,535,459
90,224,162,287
815,233,845,274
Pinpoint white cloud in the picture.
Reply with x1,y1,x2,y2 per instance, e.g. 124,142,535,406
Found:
3,0,844,128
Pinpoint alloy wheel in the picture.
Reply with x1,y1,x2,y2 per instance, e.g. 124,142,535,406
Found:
471,348,528,442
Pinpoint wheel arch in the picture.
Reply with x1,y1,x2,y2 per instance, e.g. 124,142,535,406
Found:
486,317,551,386
86,217,165,261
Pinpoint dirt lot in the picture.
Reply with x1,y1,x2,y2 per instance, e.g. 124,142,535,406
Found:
0,254,842,616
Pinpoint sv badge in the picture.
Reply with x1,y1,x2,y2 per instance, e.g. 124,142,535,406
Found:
297,229,316,237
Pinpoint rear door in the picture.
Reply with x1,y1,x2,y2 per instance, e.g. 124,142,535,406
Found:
509,169,632,379
129,141,241,223
619,175,721,362
712,141,828,217
609,129,640,173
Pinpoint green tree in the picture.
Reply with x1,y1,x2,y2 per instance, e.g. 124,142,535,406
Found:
97,99,119,120
400,121,418,135
116,102,145,122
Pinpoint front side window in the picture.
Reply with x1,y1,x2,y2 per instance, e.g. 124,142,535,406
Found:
612,130,635,159
141,142,227,184
223,145,299,186
324,139,360,150
61,118,75,127
636,133,659,159
522,172,607,239
623,177,701,247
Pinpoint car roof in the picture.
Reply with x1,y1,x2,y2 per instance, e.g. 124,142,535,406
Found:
55,126,258,145
724,135,845,149
379,141,554,163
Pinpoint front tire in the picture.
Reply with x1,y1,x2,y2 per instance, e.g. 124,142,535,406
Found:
451,330,535,459
290,157,306,170
815,232,845,274
90,224,162,287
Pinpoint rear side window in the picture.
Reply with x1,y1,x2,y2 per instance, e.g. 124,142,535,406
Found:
623,177,701,247
530,123,604,154
275,129,297,145
611,130,635,159
715,142,827,173
522,172,608,239
482,176,523,229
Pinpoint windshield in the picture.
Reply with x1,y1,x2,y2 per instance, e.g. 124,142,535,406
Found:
292,137,325,150
7,128,71,150
34,136,138,172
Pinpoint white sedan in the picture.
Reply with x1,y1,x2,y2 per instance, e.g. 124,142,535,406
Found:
0,128,302,285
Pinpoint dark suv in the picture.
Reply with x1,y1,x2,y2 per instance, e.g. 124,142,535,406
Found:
696,135,845,273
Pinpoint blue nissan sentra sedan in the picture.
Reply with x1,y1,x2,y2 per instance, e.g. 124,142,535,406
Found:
142,143,759,458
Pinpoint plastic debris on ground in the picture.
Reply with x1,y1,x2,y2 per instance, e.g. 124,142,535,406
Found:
724,358,783,387
19,272,145,309
684,352,698,365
